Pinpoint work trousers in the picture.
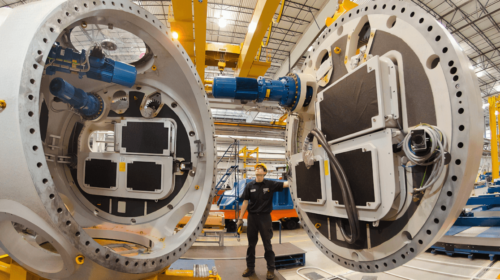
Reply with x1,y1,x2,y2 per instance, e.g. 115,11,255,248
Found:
246,213,275,271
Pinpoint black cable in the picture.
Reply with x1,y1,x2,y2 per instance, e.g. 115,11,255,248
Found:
304,128,360,244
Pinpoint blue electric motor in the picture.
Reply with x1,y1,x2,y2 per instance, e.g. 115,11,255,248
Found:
212,75,313,110
46,44,137,88
49,77,103,119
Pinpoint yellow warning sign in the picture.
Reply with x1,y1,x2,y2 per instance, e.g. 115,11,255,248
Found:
119,162,126,172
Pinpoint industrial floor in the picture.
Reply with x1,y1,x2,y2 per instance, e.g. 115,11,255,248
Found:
194,226,500,280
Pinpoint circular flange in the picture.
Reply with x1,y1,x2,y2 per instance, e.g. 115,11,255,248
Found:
0,0,217,276
291,0,483,272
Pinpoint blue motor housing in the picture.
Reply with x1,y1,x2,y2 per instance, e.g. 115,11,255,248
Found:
49,77,102,118
212,76,299,108
46,45,137,88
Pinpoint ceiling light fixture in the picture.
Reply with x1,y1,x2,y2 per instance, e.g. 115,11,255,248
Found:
219,17,227,28
172,31,179,40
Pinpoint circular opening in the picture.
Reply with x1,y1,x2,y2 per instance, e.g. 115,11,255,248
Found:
456,91,462,97
450,67,457,74
410,12,415,17
447,191,452,197
435,35,441,41
69,24,147,64
383,4,386,9
402,231,412,243
392,5,396,10
401,8,405,13
410,248,415,253
426,230,431,235
456,159,461,165
459,108,464,114
453,75,459,81
452,175,458,181
443,47,448,53
458,142,463,148
441,205,447,211
418,240,423,244
387,16,397,28
32,145,38,151
428,26,433,32
459,125,465,131
426,54,440,69
419,18,424,24
434,218,439,223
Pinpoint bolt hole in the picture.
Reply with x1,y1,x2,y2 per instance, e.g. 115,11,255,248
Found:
410,248,415,252
435,35,441,41
458,142,463,148
453,75,459,81
85,241,90,246
32,145,37,151
37,162,42,168
401,8,405,13
50,28,54,32
441,205,447,211
49,194,55,199
30,128,35,134
452,175,458,181
456,91,462,97
427,26,433,31
459,125,465,131
443,47,448,53
95,249,100,254
456,159,461,165
447,191,452,196
66,220,71,226
426,54,440,69
419,18,424,23
30,79,35,84
28,95,34,100
458,108,464,114
57,208,62,213
434,218,439,223
418,240,423,244
189,131,195,137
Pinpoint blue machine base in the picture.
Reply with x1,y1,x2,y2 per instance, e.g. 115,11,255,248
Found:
429,246,498,261
275,253,305,269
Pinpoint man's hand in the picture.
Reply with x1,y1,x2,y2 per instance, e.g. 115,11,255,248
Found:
236,219,244,230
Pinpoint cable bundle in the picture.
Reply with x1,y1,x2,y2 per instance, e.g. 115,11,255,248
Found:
402,124,448,192
302,128,360,244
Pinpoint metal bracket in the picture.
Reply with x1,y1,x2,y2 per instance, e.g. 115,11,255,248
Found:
194,140,204,158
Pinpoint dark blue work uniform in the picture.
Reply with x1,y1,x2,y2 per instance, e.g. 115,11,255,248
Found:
241,179,284,271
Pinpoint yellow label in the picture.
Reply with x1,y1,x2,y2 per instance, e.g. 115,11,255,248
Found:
324,160,329,176
266,89,271,98
119,162,126,172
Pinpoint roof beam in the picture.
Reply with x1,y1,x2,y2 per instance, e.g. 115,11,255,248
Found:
272,0,337,78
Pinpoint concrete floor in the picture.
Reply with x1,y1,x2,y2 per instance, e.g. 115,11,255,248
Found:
195,226,500,280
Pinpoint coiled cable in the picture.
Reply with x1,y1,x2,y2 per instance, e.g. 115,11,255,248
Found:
402,124,448,192
302,128,360,244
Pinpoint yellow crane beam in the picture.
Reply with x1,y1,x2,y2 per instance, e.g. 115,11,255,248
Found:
489,96,499,180
193,0,207,79
234,0,281,78
169,0,195,62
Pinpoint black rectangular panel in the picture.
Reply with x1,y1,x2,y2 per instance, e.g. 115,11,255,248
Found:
330,149,375,206
84,159,117,188
122,122,169,154
127,161,162,192
319,65,378,142
295,161,322,202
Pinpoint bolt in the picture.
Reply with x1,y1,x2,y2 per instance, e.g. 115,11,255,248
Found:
167,204,173,210
195,185,200,190
0,100,6,111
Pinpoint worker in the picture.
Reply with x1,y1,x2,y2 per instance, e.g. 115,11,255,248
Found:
237,163,289,280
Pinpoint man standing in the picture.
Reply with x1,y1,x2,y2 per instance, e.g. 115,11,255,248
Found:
237,163,289,279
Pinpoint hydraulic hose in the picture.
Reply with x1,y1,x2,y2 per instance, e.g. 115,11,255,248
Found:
302,128,360,244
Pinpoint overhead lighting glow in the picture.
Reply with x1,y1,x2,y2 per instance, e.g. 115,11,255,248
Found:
172,31,179,40
477,71,484,77
308,46,313,52
496,111,498,116
483,103,490,109
215,135,285,142
248,22,257,33
219,17,227,28
469,65,475,70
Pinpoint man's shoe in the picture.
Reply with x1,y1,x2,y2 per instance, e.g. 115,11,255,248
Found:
266,270,275,279
242,268,255,277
